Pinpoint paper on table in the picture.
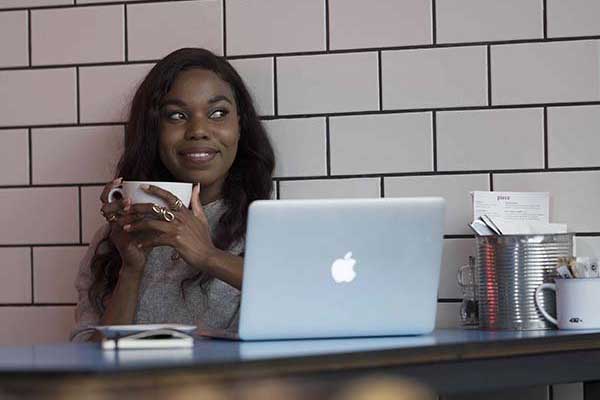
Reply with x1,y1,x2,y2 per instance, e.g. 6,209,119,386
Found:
472,191,549,223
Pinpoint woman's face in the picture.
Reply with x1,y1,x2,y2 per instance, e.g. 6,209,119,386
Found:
158,68,240,201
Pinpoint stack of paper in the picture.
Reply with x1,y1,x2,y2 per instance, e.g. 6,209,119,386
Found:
470,191,567,235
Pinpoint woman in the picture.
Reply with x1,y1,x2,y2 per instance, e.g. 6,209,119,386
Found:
71,48,275,342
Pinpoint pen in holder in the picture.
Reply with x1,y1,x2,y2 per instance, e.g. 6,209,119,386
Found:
457,256,479,327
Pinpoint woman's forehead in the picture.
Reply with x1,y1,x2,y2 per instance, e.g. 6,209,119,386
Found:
166,68,235,103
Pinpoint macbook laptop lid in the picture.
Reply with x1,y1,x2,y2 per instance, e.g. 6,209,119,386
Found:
230,197,446,341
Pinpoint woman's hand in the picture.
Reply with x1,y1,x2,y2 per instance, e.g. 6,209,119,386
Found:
100,178,148,273
120,184,220,271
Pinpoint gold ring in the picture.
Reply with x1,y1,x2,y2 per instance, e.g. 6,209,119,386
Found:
173,199,183,211
107,214,117,222
162,210,175,222
152,204,162,215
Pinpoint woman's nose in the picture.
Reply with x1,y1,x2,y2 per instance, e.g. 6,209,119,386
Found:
185,117,211,140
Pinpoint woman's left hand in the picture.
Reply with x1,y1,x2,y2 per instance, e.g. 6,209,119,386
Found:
121,184,219,270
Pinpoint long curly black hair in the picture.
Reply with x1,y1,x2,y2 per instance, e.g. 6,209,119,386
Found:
88,48,275,313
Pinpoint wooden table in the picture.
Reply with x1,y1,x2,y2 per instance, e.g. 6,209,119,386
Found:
1,329,600,399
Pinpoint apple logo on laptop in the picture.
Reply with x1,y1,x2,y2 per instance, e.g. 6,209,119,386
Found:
331,252,357,283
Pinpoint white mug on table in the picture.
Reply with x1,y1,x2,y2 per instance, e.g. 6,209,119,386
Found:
535,278,600,330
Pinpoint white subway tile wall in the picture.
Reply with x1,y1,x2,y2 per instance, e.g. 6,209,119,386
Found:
31,6,125,65
0,129,29,186
279,178,380,200
329,113,433,175
127,1,222,61
229,58,274,116
437,108,544,171
0,11,29,68
329,0,431,49
264,118,327,178
32,125,124,184
436,0,543,43
547,105,600,168
277,52,379,114
79,63,153,123
33,246,87,303
0,4,595,396
382,46,487,109
226,0,325,56
0,68,77,126
491,40,600,105
547,0,600,38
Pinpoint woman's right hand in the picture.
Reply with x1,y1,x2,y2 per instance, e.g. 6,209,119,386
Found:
100,178,147,273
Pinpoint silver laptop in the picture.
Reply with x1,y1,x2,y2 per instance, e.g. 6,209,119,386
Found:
198,197,446,341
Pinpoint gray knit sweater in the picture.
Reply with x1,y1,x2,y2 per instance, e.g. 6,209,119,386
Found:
70,199,243,342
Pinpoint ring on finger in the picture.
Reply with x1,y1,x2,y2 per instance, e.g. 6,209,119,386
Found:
107,214,117,222
172,199,183,211
162,209,175,222
152,204,162,215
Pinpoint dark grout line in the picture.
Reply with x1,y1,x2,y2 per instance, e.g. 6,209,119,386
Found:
324,0,330,51
75,67,80,124
123,4,128,62
276,180,280,200
0,0,207,12
432,111,437,171
543,107,549,169
487,45,492,106
431,0,437,44
325,117,331,176
489,173,494,191
30,247,34,303
2,35,600,71
78,187,83,244
0,303,77,307
543,0,548,39
273,57,278,116
28,129,32,185
380,177,385,198
222,0,227,57
377,51,383,111
27,10,32,66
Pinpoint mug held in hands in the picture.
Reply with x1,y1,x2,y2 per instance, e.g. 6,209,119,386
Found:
535,278,600,330
108,181,193,208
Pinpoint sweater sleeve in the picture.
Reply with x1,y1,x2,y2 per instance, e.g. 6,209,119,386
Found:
69,225,110,342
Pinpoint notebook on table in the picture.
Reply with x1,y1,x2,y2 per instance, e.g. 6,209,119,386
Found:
198,197,446,341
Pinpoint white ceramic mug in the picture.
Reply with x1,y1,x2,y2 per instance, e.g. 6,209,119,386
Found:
108,181,193,209
535,278,600,329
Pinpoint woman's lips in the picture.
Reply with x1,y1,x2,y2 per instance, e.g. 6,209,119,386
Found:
179,150,218,165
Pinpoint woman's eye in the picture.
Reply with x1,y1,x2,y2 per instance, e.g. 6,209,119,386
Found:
167,111,186,121
209,109,228,119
